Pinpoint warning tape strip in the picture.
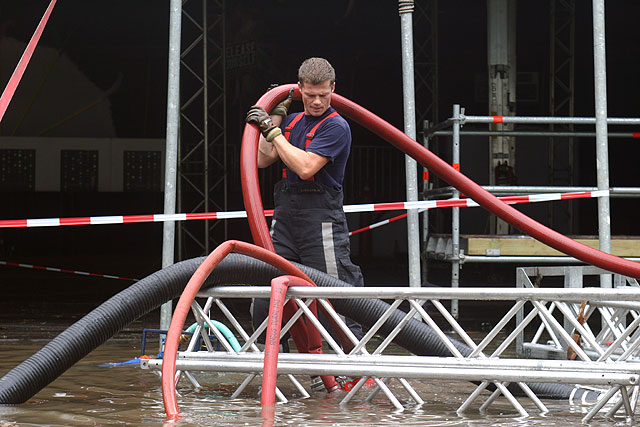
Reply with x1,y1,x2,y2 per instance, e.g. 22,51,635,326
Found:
0,190,607,279
0,0,57,123
0,260,137,281
342,189,609,213
349,213,408,236
348,189,609,236
0,190,608,229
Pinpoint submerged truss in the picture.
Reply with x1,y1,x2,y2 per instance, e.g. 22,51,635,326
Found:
144,267,640,423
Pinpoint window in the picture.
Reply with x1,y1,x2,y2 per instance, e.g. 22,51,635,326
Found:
0,149,35,191
123,151,162,192
61,150,98,191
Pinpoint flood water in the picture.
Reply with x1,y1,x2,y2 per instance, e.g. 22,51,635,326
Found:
1,334,635,426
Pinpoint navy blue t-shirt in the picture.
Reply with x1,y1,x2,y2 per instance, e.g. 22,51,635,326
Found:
280,107,351,191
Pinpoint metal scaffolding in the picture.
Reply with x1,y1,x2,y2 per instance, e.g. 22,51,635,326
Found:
177,0,228,260
413,0,439,285
487,0,517,235
148,270,640,422
158,0,633,320
399,1,421,289
160,0,183,335
424,108,640,308
414,0,439,130
548,0,576,233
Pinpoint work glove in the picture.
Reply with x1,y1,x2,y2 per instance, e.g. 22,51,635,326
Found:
246,105,282,142
270,88,295,117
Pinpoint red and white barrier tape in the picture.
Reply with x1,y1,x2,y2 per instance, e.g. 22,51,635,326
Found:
0,190,607,279
349,189,609,236
349,213,408,236
343,189,608,213
0,260,137,281
0,190,608,229
0,0,57,123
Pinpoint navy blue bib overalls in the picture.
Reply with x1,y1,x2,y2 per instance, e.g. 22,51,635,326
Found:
252,111,364,343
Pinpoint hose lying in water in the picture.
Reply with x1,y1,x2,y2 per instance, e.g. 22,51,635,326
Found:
0,253,599,405
184,321,241,352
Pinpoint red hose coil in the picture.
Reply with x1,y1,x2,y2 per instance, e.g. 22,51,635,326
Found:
161,240,316,418
262,275,337,408
240,84,640,278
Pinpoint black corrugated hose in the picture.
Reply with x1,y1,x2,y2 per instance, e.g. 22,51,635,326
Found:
0,254,599,404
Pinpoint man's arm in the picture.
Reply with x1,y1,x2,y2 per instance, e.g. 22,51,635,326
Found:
253,88,294,169
270,134,328,180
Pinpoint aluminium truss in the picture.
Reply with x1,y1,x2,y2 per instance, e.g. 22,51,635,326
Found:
145,275,640,423
548,0,576,233
414,0,439,132
178,0,228,259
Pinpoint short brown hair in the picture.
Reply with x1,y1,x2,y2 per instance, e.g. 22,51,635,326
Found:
298,57,336,86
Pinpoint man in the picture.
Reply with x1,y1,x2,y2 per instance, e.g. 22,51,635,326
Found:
246,57,364,344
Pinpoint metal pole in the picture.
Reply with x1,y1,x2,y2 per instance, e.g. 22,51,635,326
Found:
480,186,640,196
432,130,640,138
399,0,421,289
451,104,461,318
425,185,640,197
462,115,640,125
203,0,210,253
462,255,640,264
592,0,612,288
160,0,182,337
222,0,228,241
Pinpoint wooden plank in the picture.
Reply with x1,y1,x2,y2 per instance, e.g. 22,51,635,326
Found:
465,235,640,257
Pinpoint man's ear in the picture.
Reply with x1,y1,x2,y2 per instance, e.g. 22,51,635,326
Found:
297,82,303,92
331,83,336,93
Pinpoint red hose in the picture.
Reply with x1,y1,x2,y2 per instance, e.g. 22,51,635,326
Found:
262,275,337,408
161,240,315,418
240,84,302,251
240,85,640,278
261,276,288,408
240,121,276,251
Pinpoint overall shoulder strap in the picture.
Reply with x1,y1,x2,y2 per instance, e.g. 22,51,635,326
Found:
282,112,305,178
283,111,340,181
304,111,339,149
283,112,305,140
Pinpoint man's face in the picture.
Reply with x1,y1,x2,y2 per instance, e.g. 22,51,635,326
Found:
298,80,334,117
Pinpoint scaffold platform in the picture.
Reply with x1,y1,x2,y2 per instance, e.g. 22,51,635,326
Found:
426,234,640,261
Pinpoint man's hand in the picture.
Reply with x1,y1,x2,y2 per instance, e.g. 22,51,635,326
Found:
270,88,294,117
246,105,282,142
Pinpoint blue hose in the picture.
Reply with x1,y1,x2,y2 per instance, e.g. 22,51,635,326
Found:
100,320,240,368
185,321,241,352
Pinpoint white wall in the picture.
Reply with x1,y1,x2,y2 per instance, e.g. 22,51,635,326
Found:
0,137,164,191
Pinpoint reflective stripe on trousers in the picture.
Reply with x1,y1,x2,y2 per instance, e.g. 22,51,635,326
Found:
251,180,364,341
321,222,339,279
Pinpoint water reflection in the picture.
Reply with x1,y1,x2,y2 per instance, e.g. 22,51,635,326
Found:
0,340,635,426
